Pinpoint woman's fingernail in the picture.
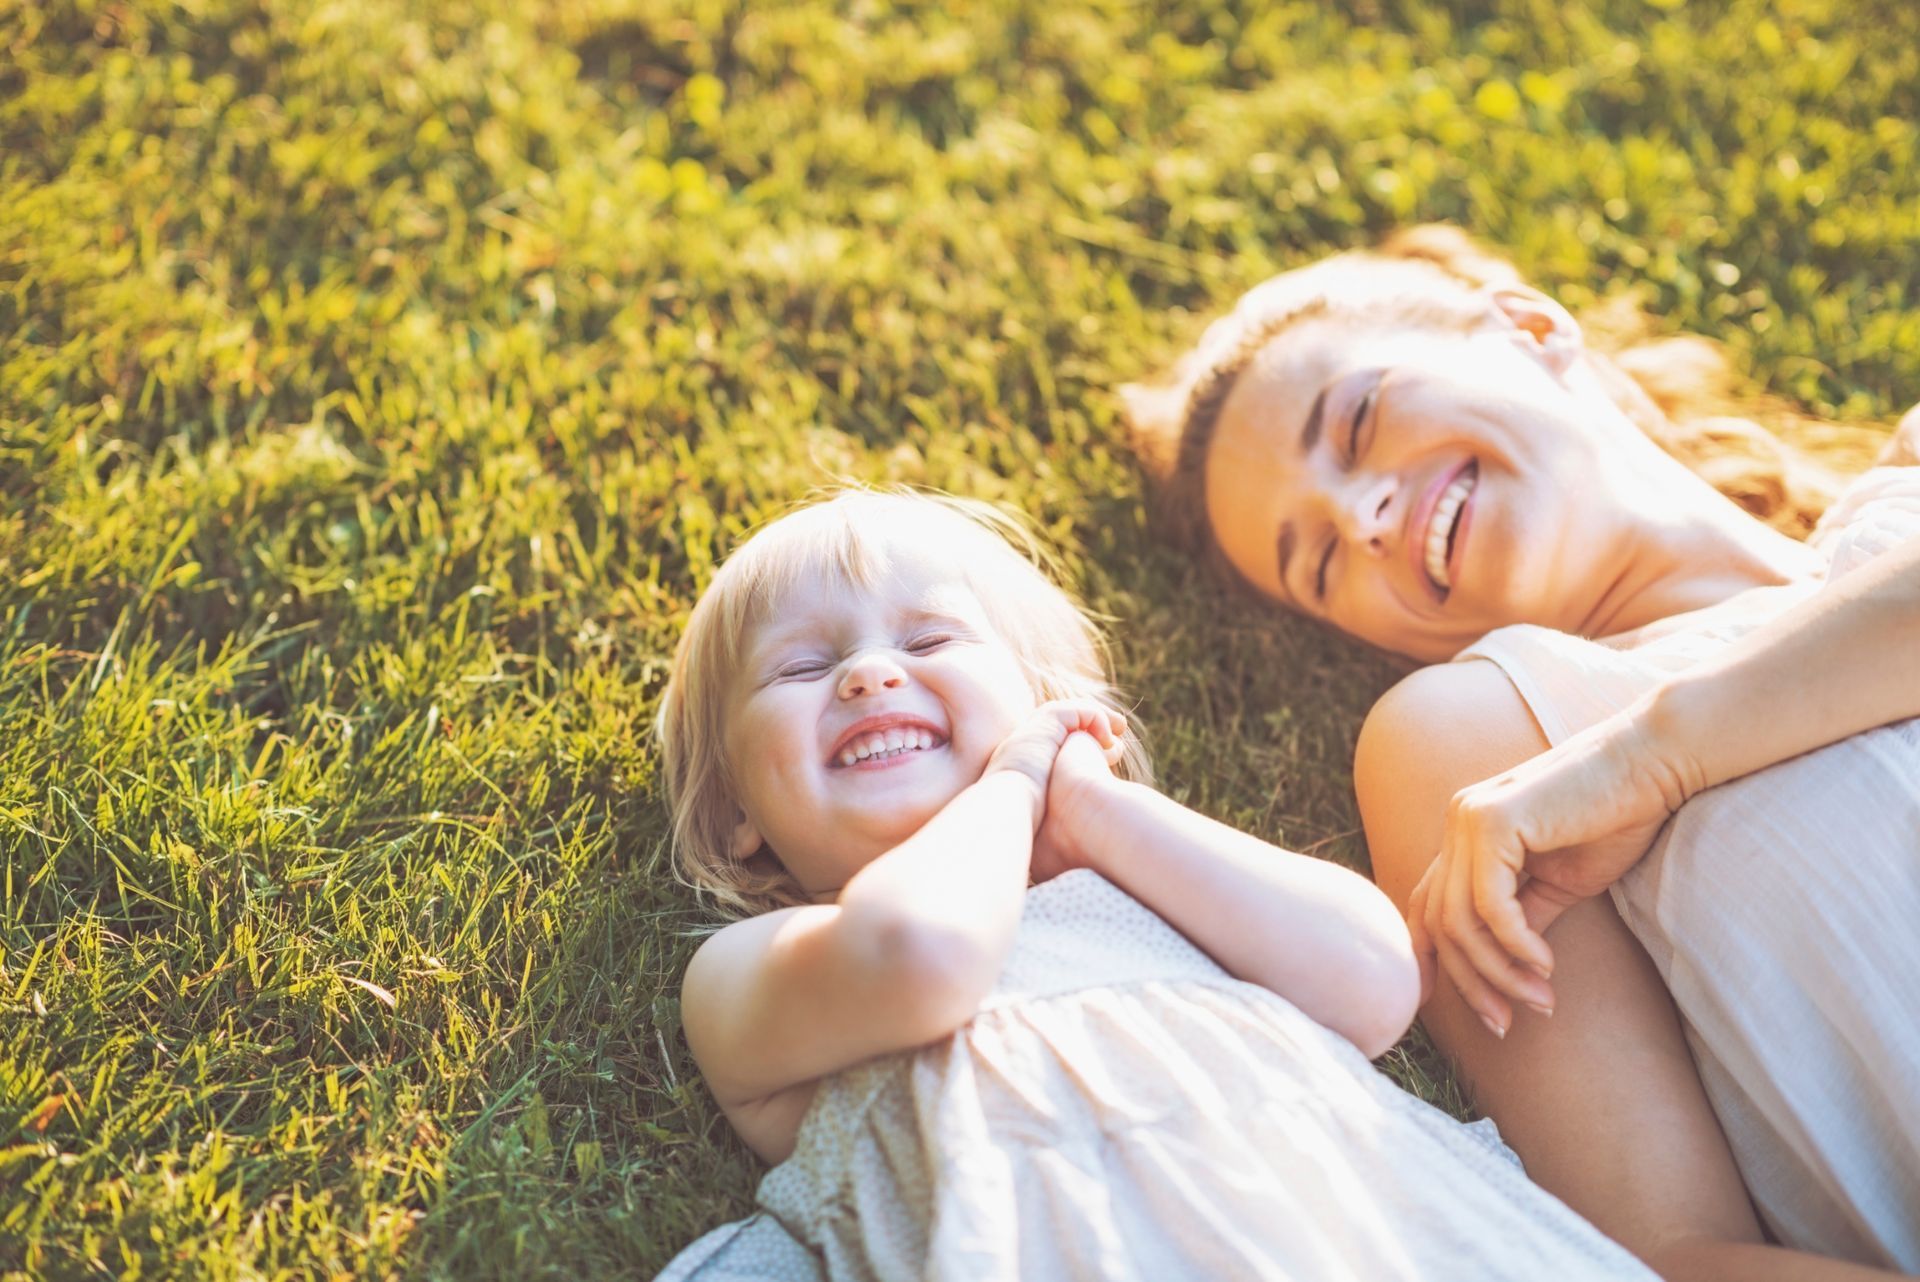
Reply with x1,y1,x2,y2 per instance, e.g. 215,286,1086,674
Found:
1526,1001,1554,1019
1480,1013,1507,1039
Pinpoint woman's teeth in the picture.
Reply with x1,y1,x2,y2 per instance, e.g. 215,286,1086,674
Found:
838,727,938,767
1423,468,1477,591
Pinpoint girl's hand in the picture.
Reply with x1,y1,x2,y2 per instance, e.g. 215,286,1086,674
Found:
983,700,1127,831
1408,706,1697,1038
1030,731,1126,883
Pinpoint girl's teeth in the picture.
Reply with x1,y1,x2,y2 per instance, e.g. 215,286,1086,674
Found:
839,729,941,765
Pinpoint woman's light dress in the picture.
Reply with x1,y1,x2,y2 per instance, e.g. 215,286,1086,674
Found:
1458,467,1920,1269
658,869,1656,1281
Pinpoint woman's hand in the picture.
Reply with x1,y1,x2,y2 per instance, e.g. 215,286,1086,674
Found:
1407,706,1699,1037
983,700,1127,833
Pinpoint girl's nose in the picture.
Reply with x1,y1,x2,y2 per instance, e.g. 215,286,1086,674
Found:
838,651,908,700
1341,474,1399,556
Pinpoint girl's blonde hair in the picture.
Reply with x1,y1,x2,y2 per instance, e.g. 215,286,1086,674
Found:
655,489,1152,922
1125,224,1885,573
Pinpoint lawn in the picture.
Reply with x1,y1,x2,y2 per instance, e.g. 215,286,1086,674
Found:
2,0,1915,1276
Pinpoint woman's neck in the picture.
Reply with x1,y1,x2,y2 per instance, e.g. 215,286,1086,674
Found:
1577,469,1824,640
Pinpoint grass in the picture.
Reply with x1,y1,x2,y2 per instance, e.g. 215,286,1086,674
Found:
2,0,1914,1276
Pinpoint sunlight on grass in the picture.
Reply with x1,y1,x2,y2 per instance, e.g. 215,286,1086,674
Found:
2,0,1913,1275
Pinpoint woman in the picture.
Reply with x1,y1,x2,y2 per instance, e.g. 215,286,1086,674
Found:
1125,226,1919,1280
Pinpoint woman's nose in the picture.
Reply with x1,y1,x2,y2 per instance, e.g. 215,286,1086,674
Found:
838,651,908,700
1339,474,1399,555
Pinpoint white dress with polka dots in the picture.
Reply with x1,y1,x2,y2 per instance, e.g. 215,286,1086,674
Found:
657,869,1655,1281
1457,467,1920,1270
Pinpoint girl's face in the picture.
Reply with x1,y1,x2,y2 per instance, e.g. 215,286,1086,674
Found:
1203,295,1648,661
723,543,1037,896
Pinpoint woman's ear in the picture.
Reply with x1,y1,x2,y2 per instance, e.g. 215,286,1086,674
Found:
1119,378,1189,480
1483,285,1583,377
730,811,765,860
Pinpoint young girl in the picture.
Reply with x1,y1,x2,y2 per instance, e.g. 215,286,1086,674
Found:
653,490,1655,1281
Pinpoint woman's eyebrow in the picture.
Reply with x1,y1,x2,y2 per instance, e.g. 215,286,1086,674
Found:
1298,385,1329,456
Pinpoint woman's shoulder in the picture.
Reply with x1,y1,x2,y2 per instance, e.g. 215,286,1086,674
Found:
1354,660,1553,899
1358,659,1549,776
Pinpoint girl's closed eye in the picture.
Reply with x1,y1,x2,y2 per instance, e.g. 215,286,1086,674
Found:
773,657,834,682
905,632,956,653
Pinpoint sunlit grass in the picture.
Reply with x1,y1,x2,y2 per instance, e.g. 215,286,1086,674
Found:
2,0,1911,1275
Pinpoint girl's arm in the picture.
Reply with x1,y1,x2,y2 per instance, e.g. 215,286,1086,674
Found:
1043,735,1420,1057
681,702,1122,1156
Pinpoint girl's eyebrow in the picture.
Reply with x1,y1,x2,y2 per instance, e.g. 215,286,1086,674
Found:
744,615,825,663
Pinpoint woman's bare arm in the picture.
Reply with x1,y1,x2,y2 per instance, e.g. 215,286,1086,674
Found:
1410,530,1920,1024
1356,660,1911,1281
1647,529,1920,798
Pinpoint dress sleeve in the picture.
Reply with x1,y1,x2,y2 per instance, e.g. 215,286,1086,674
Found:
1809,466,1920,582
1455,626,1665,747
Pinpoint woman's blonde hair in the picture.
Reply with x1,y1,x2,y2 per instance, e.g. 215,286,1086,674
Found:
655,488,1152,922
1124,224,1883,574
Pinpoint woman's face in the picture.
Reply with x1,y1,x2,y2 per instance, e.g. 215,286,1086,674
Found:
1203,295,1646,661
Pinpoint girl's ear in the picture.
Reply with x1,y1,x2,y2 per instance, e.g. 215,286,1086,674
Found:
729,811,765,860
1483,285,1583,377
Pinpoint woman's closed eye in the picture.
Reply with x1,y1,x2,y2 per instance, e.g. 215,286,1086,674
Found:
1342,369,1384,463
1346,388,1374,462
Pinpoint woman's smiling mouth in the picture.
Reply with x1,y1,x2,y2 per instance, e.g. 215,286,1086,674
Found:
1415,462,1478,596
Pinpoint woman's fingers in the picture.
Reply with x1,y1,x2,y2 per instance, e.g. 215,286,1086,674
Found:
1422,859,1510,1037
1405,871,1438,1006
1467,828,1555,981
1430,915,1513,1039
1441,830,1554,1020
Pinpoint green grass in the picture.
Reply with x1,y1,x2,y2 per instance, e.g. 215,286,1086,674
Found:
2,0,1914,1275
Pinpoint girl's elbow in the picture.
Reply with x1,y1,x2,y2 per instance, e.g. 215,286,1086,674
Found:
1349,952,1421,1059
1344,913,1422,1058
